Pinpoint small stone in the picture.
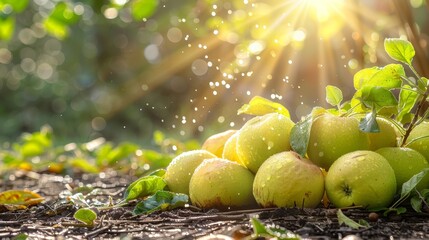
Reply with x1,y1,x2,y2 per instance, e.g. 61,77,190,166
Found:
342,235,363,240
295,226,313,236
368,212,379,222
196,234,233,240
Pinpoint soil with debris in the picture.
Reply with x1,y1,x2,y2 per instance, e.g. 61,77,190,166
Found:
1,170,429,239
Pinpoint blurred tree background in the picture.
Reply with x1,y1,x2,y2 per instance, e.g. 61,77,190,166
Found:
0,0,428,146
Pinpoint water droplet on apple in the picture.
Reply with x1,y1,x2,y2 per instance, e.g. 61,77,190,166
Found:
267,141,274,150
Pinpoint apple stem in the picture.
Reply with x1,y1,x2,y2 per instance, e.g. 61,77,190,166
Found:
401,84,429,146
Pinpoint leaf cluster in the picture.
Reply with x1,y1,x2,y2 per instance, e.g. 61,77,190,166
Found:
0,126,202,177
0,0,160,40
67,166,189,225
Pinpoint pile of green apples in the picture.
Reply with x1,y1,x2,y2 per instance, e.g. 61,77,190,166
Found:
163,38,429,210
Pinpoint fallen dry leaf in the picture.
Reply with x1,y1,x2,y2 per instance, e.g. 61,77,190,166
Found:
0,189,44,212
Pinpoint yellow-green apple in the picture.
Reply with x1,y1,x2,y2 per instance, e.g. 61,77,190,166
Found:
236,113,295,173
253,151,325,208
189,158,256,209
221,131,242,164
376,147,429,191
202,129,237,157
164,150,216,195
366,118,399,150
325,150,397,209
307,114,370,169
406,121,429,161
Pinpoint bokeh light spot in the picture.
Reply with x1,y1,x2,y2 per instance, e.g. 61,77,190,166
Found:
92,117,107,131
144,44,160,63
104,8,118,19
191,59,208,76
167,27,183,43
0,48,12,64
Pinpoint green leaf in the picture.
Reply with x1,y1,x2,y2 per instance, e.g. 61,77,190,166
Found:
250,218,269,236
369,64,405,89
43,19,68,39
73,208,97,226
0,0,29,13
139,149,173,170
0,15,14,40
124,175,166,201
410,196,422,213
48,2,80,25
384,38,415,65
250,218,301,239
290,116,313,157
12,233,28,240
420,189,429,198
238,96,290,118
70,158,99,173
360,86,398,110
105,142,139,165
397,85,419,123
383,207,407,216
358,219,370,228
43,2,80,39
131,0,159,20
401,168,429,198
29,132,52,147
337,209,369,229
153,130,165,146
359,110,380,133
419,77,429,91
353,65,404,90
354,67,379,90
20,142,45,158
133,190,188,215
325,85,343,107
350,90,367,113
148,168,166,177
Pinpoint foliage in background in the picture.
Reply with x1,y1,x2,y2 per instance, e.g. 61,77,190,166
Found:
0,0,191,144
0,125,199,175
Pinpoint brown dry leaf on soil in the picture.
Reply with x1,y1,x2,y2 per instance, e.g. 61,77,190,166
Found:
0,189,44,212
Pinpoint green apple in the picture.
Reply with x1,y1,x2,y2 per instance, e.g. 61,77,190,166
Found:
367,118,399,151
189,158,256,209
325,150,397,209
221,131,242,164
202,129,237,157
406,121,429,161
307,114,370,170
376,147,429,191
236,113,295,173
253,151,325,208
164,150,217,195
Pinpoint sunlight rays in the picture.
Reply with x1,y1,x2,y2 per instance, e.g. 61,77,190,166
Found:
105,0,424,138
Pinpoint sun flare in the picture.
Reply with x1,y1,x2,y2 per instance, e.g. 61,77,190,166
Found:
300,0,345,22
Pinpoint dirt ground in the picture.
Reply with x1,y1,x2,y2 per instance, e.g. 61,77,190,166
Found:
1,170,429,239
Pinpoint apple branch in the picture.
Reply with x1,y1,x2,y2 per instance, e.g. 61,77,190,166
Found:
401,83,429,146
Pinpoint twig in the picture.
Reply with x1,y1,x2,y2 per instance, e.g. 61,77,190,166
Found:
85,224,113,238
401,88,429,146
0,220,23,226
